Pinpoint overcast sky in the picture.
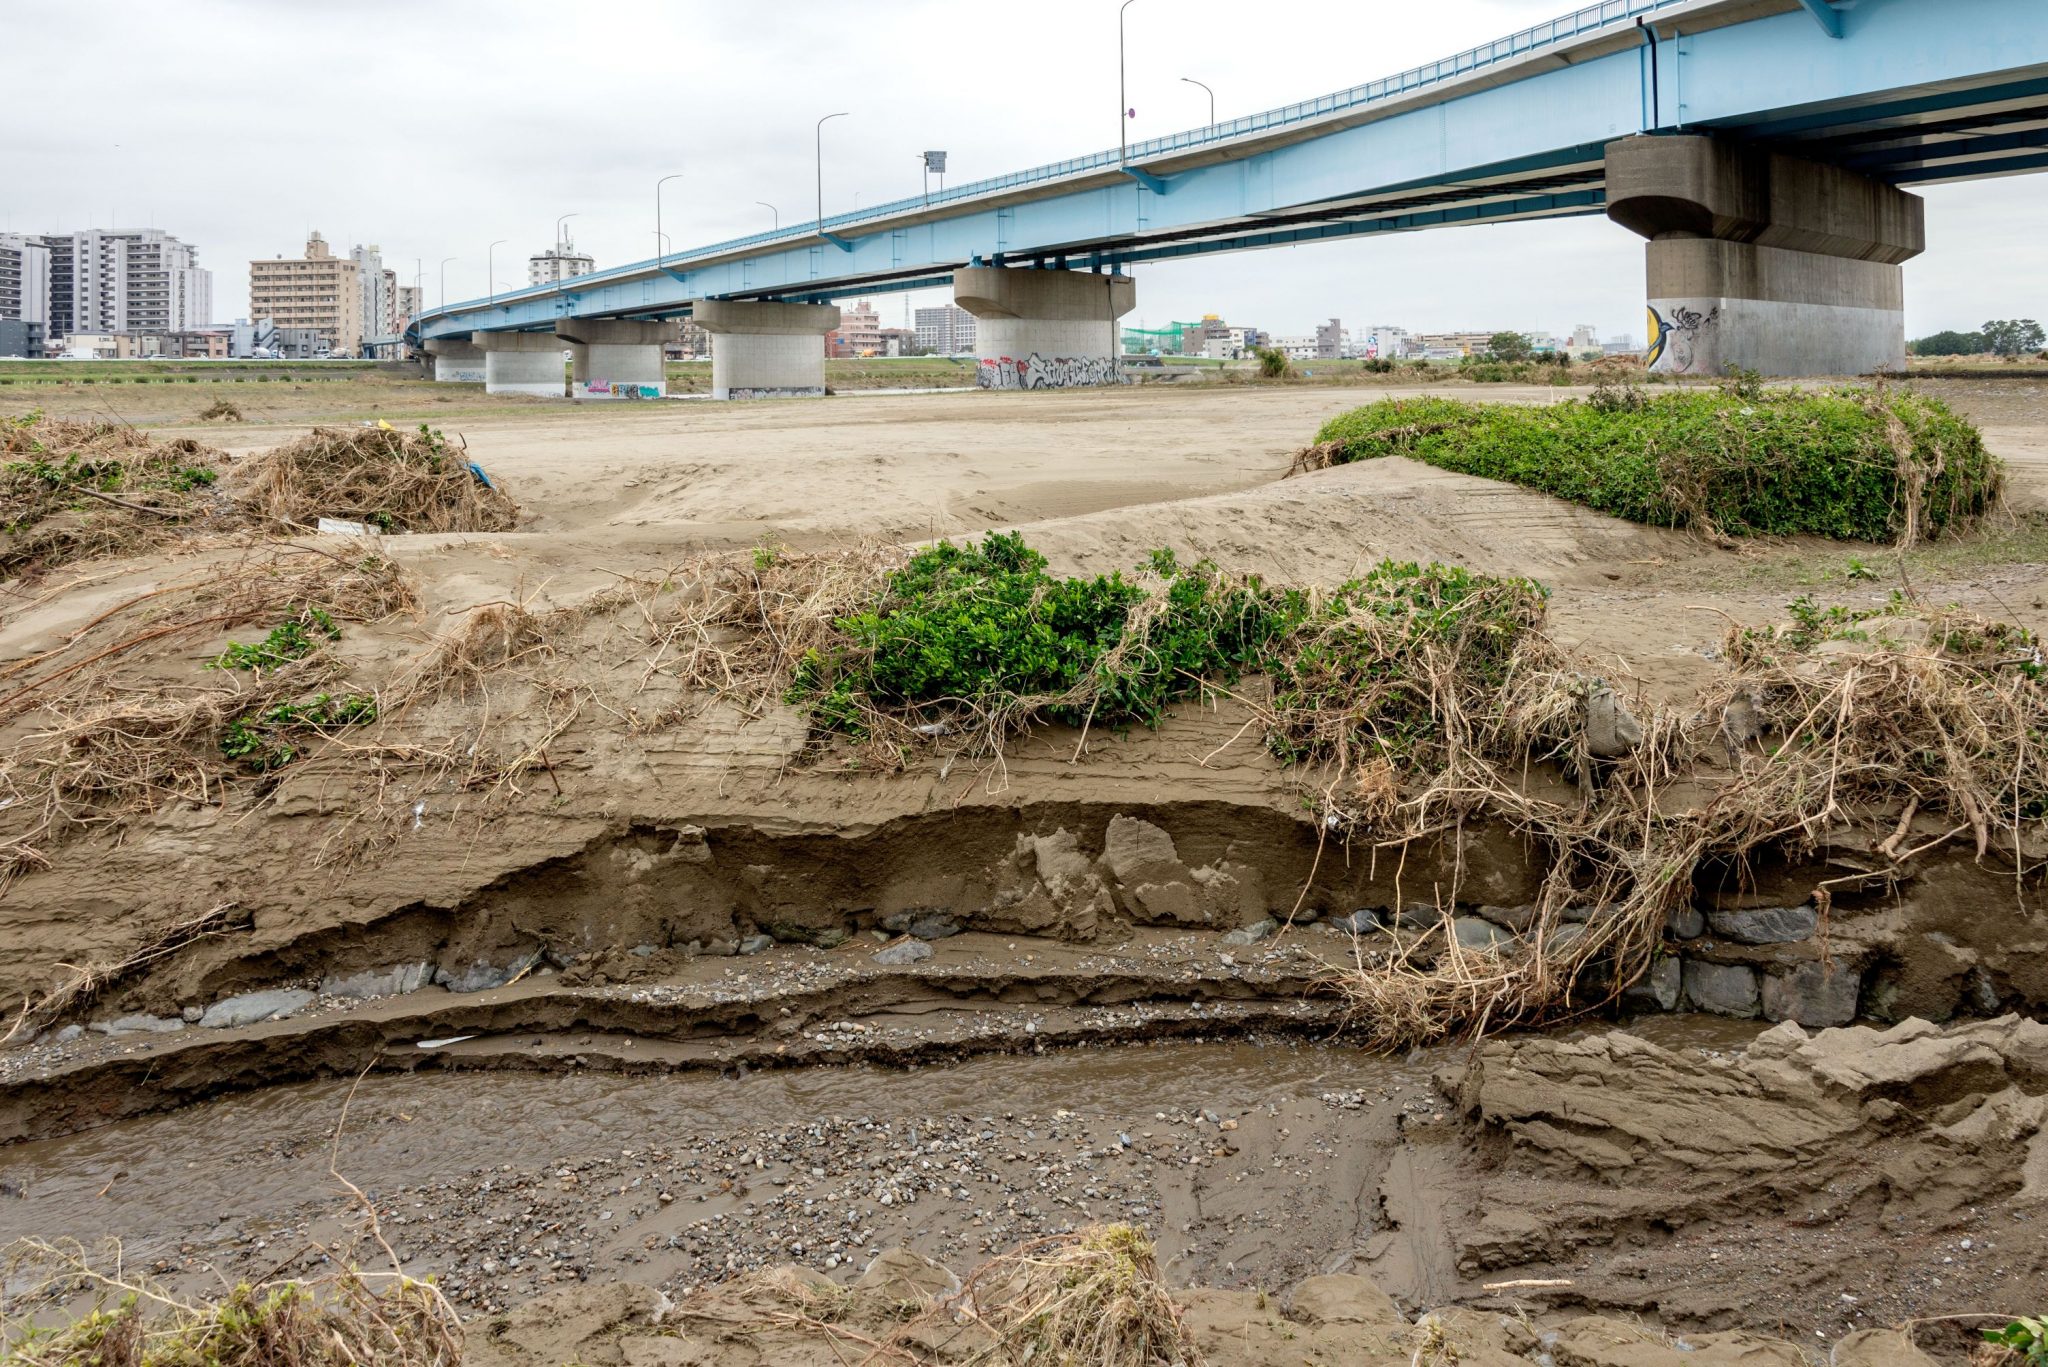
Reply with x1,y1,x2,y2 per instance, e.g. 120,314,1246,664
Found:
5,0,2042,342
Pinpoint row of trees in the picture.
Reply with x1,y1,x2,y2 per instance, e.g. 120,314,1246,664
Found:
1910,318,2046,358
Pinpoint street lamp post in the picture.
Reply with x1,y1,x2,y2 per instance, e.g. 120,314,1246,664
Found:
756,201,779,231
655,173,682,263
816,111,850,236
554,211,579,254
439,256,456,309
1180,76,1215,125
1119,0,1139,163
487,240,507,304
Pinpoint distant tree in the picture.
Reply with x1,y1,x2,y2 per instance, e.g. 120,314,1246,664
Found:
1487,331,1533,363
1910,329,1987,356
1982,319,2047,358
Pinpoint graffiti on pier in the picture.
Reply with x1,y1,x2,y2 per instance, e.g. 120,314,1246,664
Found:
723,386,826,401
579,379,664,399
1646,303,1720,374
975,353,1128,390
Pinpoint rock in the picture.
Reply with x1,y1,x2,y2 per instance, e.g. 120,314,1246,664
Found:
1476,903,1537,933
1682,960,1761,1017
90,1013,184,1037
1334,909,1382,935
852,1247,961,1303
1965,965,2003,1015
1288,1274,1405,1327
904,912,960,941
197,989,314,1029
1665,903,1706,939
872,939,933,967
1222,918,1278,946
435,952,540,995
738,934,773,955
50,1024,83,1044
1760,961,1861,1027
180,1005,203,1023
1621,956,1682,1011
1705,904,1817,944
629,944,657,958
321,962,434,1000
1831,1327,1940,1366
812,928,849,950
1584,680,1644,757
1394,903,1443,931
1452,917,1515,953
1547,923,1588,953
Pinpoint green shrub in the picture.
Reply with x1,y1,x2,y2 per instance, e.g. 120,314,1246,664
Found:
220,692,378,770
1310,387,1999,542
1253,346,1292,379
797,532,1293,737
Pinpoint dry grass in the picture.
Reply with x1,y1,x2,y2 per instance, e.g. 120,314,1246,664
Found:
0,548,416,888
233,424,517,534
0,415,235,579
195,398,243,422
955,1225,1202,1367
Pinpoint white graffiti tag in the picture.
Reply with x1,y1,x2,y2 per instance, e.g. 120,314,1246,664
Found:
975,353,1128,390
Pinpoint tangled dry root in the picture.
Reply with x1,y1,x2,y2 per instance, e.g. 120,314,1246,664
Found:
233,424,518,534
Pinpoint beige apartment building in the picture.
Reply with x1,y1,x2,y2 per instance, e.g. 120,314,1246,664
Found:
249,232,362,354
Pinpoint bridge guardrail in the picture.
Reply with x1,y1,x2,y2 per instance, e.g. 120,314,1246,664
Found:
423,0,1688,325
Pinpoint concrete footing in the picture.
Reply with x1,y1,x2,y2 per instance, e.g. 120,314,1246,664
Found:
691,299,839,399
476,332,566,397
557,319,673,400
1606,134,1924,377
953,267,1135,389
424,337,485,384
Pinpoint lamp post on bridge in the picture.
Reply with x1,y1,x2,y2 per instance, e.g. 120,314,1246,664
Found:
554,212,579,256
816,111,850,238
655,173,683,264
756,202,779,231
487,241,507,305
1119,0,1139,163
1180,76,1215,125
438,256,456,311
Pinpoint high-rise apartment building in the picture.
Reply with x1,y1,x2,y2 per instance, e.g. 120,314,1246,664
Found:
351,244,395,344
249,232,363,355
394,283,420,334
1314,318,1345,360
913,303,977,355
37,229,211,337
0,233,51,328
828,298,884,357
529,236,594,285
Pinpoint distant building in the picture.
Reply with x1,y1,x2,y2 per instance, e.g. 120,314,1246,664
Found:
35,229,211,337
229,317,278,358
913,303,977,355
1570,322,1599,349
394,284,420,335
1314,318,1344,361
529,236,594,286
668,318,714,361
250,232,362,355
350,244,395,345
1356,325,1412,359
0,233,51,331
1268,335,1318,361
0,319,45,358
828,298,884,357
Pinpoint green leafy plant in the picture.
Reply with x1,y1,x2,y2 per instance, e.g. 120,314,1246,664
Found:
1253,345,1292,379
1310,387,1999,543
210,607,341,671
220,692,378,771
1984,1316,2048,1364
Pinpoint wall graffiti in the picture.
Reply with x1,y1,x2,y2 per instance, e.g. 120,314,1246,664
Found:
578,379,664,399
1646,303,1720,374
722,386,826,400
975,353,1128,390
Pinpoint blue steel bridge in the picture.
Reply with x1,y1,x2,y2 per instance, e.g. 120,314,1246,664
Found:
405,0,2048,392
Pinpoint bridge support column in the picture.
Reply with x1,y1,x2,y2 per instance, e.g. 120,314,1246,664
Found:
1606,134,1923,377
556,319,674,400
692,299,839,400
424,337,484,383
953,267,1135,389
476,332,566,397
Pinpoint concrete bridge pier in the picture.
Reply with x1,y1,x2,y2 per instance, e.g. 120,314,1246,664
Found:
477,332,566,397
953,266,1136,389
1606,134,1924,377
424,337,485,383
692,300,840,400
557,319,674,399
